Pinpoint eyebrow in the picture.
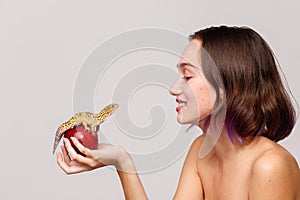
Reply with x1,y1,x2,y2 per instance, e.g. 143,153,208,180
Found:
177,63,196,69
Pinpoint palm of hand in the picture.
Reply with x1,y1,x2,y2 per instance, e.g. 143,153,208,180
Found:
57,137,129,174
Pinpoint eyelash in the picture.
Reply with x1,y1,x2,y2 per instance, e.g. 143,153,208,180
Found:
183,76,192,81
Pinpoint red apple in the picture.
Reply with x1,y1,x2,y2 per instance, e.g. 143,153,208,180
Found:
64,125,98,156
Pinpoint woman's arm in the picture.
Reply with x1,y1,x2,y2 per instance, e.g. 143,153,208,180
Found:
114,146,148,200
173,136,204,200
57,137,148,199
117,164,148,200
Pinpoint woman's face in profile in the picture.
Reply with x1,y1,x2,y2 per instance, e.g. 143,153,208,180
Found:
169,40,216,127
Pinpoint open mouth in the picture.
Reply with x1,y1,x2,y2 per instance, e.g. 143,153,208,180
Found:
178,102,186,107
176,99,187,112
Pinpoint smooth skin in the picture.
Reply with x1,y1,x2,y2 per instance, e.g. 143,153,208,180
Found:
172,131,300,199
57,134,300,200
57,40,300,199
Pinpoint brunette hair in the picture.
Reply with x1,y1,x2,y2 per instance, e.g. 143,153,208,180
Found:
190,25,297,142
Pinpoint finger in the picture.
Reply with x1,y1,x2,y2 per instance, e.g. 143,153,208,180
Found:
64,138,94,164
56,151,63,164
63,138,79,160
56,152,72,174
61,146,71,164
70,137,93,157
57,152,87,175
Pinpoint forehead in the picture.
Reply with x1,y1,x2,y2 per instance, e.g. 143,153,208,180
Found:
179,39,202,67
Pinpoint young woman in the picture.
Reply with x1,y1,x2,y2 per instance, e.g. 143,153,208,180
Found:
57,26,300,199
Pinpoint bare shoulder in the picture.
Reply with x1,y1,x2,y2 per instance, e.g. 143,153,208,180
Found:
173,135,205,200
252,138,299,177
249,137,300,199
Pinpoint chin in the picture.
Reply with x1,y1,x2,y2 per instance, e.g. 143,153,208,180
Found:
177,115,198,125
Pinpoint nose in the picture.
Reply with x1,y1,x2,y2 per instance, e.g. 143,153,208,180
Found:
169,81,182,96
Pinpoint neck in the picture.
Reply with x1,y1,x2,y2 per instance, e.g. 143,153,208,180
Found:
204,127,254,165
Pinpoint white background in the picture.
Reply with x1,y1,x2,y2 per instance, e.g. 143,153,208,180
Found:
1,0,299,199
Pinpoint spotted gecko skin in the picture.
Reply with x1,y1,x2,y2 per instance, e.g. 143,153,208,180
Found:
52,103,118,154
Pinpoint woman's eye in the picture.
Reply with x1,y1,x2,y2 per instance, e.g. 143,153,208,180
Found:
183,76,192,81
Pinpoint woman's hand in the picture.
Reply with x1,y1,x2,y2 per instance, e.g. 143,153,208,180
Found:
57,137,133,175
57,137,149,199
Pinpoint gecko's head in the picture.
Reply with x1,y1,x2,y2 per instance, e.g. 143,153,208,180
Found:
110,103,119,110
103,103,119,114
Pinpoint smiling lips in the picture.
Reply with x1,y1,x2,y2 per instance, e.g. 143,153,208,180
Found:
176,98,187,112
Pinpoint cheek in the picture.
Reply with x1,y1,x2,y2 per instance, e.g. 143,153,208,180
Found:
194,83,216,112
199,87,212,105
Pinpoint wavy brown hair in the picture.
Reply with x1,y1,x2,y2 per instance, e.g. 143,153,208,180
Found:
190,25,297,142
